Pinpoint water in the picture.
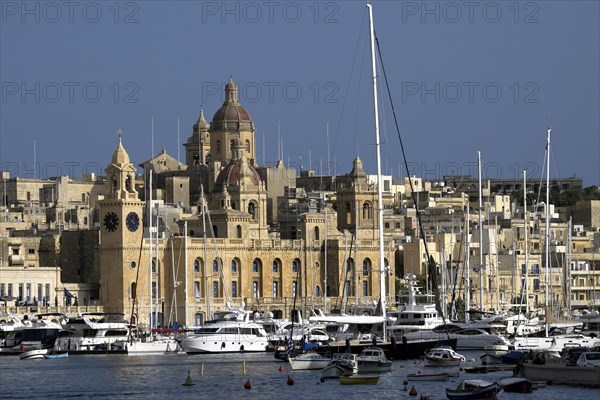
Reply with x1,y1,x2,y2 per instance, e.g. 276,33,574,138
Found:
0,351,597,399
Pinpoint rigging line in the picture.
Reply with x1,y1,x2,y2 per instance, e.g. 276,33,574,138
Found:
375,32,448,328
331,6,367,157
534,136,549,212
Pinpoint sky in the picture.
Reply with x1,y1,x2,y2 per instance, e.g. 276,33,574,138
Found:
1,0,599,187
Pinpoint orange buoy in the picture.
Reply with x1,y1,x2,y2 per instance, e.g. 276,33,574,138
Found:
287,375,294,385
244,379,252,390
409,385,418,396
279,364,285,372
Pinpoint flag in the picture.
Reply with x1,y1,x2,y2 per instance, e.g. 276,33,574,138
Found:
64,288,75,299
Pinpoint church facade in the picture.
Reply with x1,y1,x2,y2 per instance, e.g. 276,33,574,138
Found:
98,80,396,327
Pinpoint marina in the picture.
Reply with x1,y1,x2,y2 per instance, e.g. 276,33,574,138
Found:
1,351,599,400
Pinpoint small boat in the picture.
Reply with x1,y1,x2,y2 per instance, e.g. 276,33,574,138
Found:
19,349,48,360
407,372,449,381
424,346,466,367
44,352,69,359
500,350,528,364
480,343,509,365
339,375,379,385
500,377,533,393
446,379,502,400
463,366,488,374
288,352,331,371
356,347,392,373
320,353,358,381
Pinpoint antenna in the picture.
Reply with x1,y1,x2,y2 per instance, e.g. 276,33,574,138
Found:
326,123,330,177
151,117,155,162
277,120,281,161
177,117,180,164
33,139,36,179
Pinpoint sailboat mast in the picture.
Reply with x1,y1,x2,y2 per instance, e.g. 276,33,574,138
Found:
201,184,210,320
567,217,572,319
465,202,470,322
367,2,387,340
545,127,551,336
524,169,529,316
478,151,484,312
184,221,188,325
149,170,153,328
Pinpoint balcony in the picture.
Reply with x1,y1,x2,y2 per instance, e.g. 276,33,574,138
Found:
8,254,24,266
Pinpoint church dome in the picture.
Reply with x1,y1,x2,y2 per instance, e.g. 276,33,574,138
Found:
215,157,261,187
211,79,254,131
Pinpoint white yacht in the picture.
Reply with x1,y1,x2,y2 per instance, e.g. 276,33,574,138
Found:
0,314,24,348
402,324,510,350
179,308,270,354
17,313,65,350
54,312,129,351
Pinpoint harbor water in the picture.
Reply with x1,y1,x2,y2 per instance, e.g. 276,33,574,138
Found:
0,351,597,399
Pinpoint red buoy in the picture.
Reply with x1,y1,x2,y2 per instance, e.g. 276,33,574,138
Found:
287,375,294,385
244,379,251,390
409,385,418,396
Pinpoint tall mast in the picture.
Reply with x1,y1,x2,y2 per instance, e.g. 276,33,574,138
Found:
184,221,188,326
149,170,153,327
524,169,529,316
324,203,328,314
567,217,572,319
465,201,470,322
478,150,484,312
545,127,551,336
201,184,210,320
367,2,387,340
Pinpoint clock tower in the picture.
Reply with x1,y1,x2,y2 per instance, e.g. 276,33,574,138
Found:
99,133,144,317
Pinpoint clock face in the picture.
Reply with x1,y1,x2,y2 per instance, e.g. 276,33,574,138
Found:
103,212,119,232
126,212,140,232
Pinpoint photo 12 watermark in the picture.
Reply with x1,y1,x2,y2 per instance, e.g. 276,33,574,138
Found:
400,81,540,104
2,161,105,180
1,81,140,104
1,1,140,24
201,80,340,104
199,1,339,24
399,1,540,24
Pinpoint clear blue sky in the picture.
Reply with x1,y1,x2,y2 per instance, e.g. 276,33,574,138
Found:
1,1,599,187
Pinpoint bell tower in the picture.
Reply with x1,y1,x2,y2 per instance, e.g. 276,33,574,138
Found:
99,130,144,316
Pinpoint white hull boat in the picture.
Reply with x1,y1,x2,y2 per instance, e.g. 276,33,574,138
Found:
19,349,48,360
288,352,331,370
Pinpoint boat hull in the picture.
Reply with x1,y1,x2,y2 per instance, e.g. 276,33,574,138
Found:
518,362,600,387
324,338,457,360
126,340,180,355
407,372,448,381
339,375,379,385
180,336,269,354
288,356,331,371
19,349,48,360
445,383,502,400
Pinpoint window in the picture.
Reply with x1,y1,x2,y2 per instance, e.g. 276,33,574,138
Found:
245,139,250,153
130,282,136,299
533,279,541,291
0,284,4,297
384,222,389,229
315,285,320,297
231,259,238,273
28,248,35,254
232,281,238,298
194,259,201,273
151,282,157,299
362,202,373,220
253,281,259,299
213,259,219,273
273,259,281,273
18,284,23,301
8,284,13,298
362,281,368,296
205,153,211,164
216,140,221,153
532,264,540,275
252,259,261,273
212,281,219,298
37,284,42,301
314,226,320,240
152,259,157,273
344,281,350,296
292,281,297,298
26,284,31,302
362,258,371,276
194,281,201,299
292,259,300,273
236,225,242,238
272,281,279,297
521,264,526,276
248,202,256,220
195,313,204,326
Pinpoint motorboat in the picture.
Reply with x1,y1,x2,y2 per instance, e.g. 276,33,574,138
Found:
445,379,502,400
479,343,509,365
288,352,331,370
0,314,24,349
320,353,359,381
179,308,270,354
19,348,48,360
339,375,379,385
500,377,533,393
17,313,65,351
407,371,449,381
402,324,510,350
54,312,129,351
423,346,466,367
356,346,392,373
44,351,69,359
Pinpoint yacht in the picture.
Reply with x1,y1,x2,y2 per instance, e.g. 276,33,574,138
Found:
54,312,129,351
179,307,270,354
320,353,359,381
17,313,65,350
0,314,24,349
356,346,392,373
402,324,510,350
423,346,466,367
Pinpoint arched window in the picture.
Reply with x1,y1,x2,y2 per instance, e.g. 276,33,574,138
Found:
252,258,262,273
362,258,371,276
213,258,220,273
193,153,200,165
111,175,117,192
194,258,203,273
194,313,204,326
292,258,300,273
345,201,351,224
245,139,250,153
236,225,242,238
216,140,221,154
151,258,158,273
125,175,132,192
362,202,373,220
131,282,137,299
205,153,211,164
315,285,321,297
272,258,281,273
231,258,239,273
212,225,218,237
313,226,320,240
362,281,368,296
248,202,256,220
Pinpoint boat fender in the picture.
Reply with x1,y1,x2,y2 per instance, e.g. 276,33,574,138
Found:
240,345,244,352
221,342,226,349
409,385,418,396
